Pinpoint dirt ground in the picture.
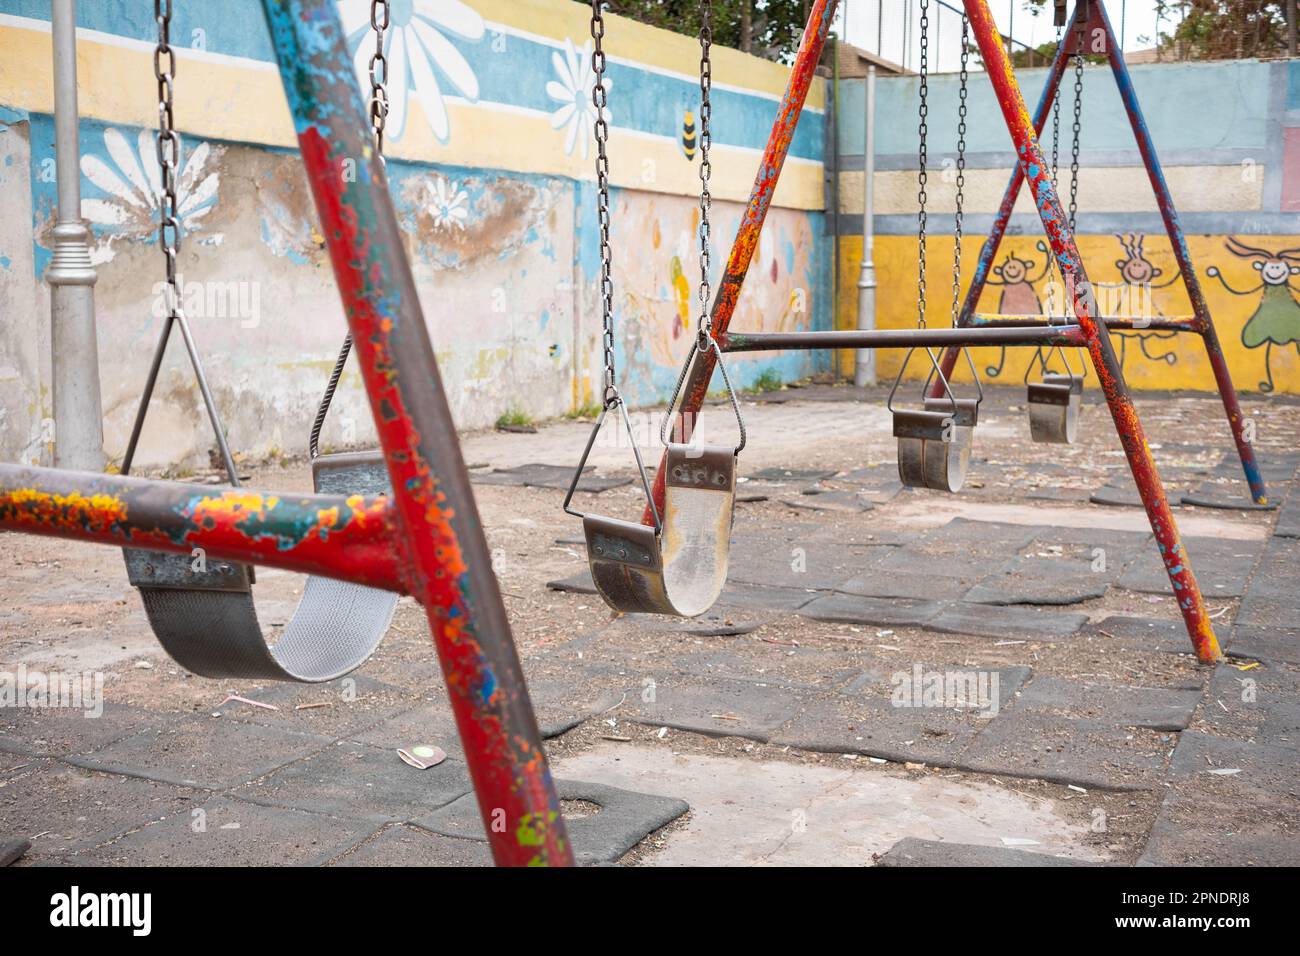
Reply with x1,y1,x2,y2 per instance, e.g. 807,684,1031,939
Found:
2,381,1298,866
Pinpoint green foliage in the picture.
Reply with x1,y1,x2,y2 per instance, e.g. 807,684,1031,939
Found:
495,408,535,429
751,367,783,392
605,0,813,61
1153,1,1290,61
1016,0,1292,63
565,402,604,420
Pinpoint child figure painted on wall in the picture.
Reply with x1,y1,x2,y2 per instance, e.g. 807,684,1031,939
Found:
981,243,1052,377
1206,237,1300,393
1106,233,1182,371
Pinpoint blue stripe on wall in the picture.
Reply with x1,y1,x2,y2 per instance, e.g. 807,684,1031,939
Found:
2,0,823,160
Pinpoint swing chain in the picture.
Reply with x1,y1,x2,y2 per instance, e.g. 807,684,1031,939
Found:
950,14,968,326
311,1,390,458
658,0,744,454
1070,52,1082,233
916,0,928,330
696,0,714,348
369,0,391,156
1051,28,1061,187
591,0,617,405
153,0,181,306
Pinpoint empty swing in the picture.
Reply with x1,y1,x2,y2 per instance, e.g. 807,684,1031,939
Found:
565,0,743,618
892,8,982,493
1025,44,1086,444
118,1,397,682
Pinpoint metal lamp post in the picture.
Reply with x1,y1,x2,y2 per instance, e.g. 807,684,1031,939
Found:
47,0,104,471
854,65,877,386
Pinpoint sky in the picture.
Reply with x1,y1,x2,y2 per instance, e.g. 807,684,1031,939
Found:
833,1,1172,71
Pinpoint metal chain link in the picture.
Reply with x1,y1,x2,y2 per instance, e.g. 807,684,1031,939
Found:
696,0,713,346
1051,28,1061,188
154,0,181,311
916,0,929,330
590,1,617,404
368,0,390,156
1070,53,1082,233
950,14,967,326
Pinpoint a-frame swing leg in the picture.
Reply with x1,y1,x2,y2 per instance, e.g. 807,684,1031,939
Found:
963,0,1222,663
1092,0,1266,503
929,0,1267,504
260,0,571,864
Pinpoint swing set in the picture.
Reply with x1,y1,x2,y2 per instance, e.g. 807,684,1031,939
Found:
0,0,1257,866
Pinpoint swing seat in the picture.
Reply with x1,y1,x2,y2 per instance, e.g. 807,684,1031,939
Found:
123,450,398,682
893,398,977,493
1027,373,1082,444
581,444,736,617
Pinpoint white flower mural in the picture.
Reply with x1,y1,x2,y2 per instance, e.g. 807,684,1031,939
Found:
340,0,483,144
547,37,605,160
79,127,221,263
427,176,469,232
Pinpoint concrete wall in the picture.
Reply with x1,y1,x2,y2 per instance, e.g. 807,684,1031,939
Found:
0,0,830,468
837,57,1300,395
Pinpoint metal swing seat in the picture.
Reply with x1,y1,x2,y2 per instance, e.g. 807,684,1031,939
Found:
120,313,397,683
1027,369,1083,443
565,337,745,618
113,4,402,681
890,349,982,493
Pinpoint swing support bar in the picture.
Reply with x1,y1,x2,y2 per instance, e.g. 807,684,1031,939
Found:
718,324,1088,353
970,313,1200,333
0,467,406,593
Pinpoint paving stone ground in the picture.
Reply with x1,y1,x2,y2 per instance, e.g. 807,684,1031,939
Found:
2,385,1298,867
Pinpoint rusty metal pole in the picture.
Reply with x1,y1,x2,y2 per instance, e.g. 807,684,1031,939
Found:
260,0,571,865
962,0,1221,663
1092,0,1267,504
643,0,840,525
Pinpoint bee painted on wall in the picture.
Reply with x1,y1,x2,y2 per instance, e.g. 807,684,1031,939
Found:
681,107,698,161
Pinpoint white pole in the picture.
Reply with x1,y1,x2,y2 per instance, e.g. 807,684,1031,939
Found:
48,0,104,470
854,65,877,387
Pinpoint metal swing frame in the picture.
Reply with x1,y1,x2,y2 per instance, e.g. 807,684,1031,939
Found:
925,0,1268,505
0,0,1228,869
638,0,1223,665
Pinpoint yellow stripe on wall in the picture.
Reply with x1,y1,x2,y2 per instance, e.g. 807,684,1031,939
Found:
0,21,823,210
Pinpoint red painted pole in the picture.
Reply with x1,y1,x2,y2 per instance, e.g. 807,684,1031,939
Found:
262,0,571,865
963,0,1221,663
642,0,839,525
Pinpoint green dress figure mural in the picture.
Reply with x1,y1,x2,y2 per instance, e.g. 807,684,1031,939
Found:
1206,238,1300,393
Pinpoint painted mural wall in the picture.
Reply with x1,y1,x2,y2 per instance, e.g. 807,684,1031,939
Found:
837,57,1300,395
0,0,829,468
